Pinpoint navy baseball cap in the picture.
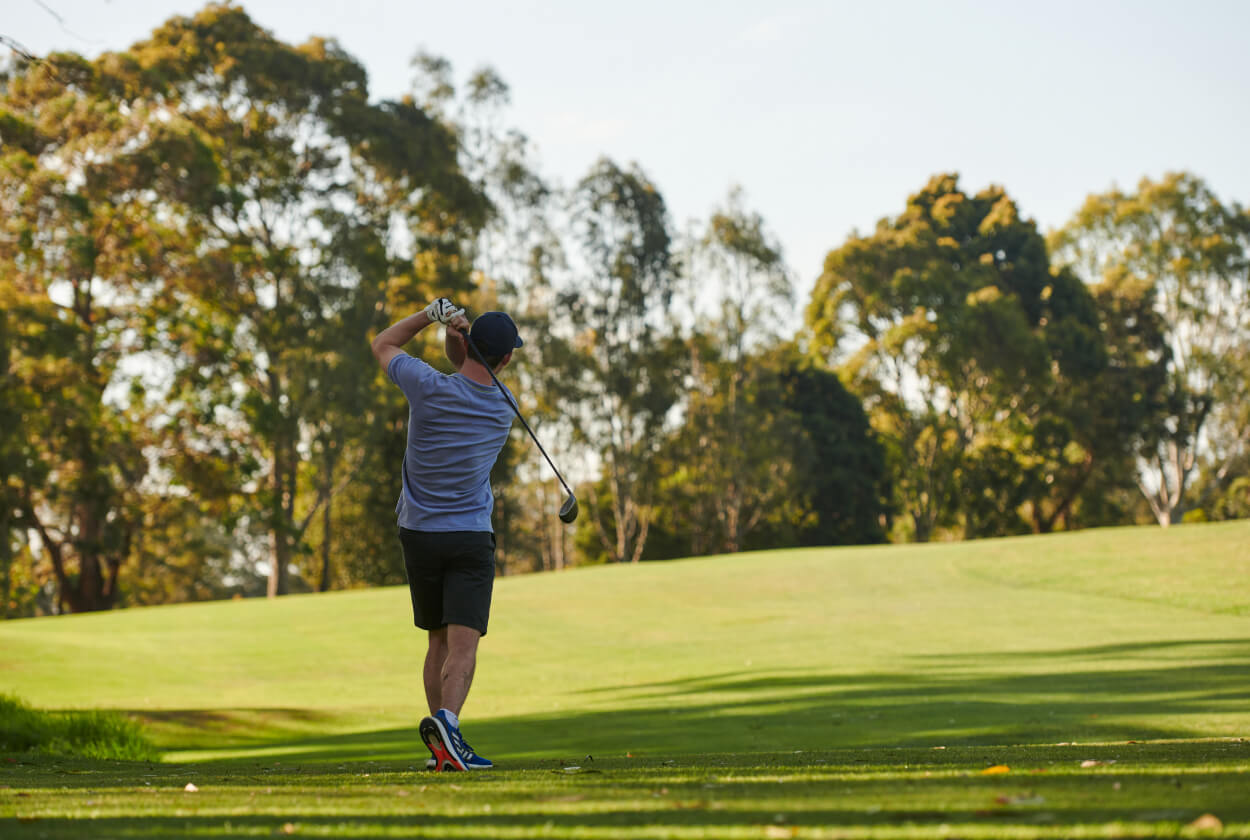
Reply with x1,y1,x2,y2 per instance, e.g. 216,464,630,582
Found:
469,311,523,357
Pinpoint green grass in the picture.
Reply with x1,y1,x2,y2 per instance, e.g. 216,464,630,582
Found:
0,695,157,762
1,520,1248,838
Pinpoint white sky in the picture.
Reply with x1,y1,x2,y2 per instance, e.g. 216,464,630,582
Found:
11,0,1250,303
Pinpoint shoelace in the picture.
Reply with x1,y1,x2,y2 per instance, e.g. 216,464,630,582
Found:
449,727,479,758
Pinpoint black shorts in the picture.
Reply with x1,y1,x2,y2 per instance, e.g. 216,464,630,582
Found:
398,528,496,636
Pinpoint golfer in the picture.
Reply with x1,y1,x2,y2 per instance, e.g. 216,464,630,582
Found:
370,298,522,772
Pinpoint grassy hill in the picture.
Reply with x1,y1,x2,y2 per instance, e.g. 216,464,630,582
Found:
2,521,1247,760
2,521,1249,838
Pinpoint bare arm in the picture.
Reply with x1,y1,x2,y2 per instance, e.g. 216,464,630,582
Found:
371,311,435,371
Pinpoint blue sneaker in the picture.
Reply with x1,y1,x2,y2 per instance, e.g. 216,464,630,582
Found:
419,710,493,771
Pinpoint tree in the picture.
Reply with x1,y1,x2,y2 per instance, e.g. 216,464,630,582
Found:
681,188,794,553
1050,173,1250,525
0,46,202,611
124,5,488,596
807,174,1110,540
0,5,489,610
771,352,890,546
561,159,685,564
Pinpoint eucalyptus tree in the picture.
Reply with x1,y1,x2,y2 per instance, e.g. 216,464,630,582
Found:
1051,173,1250,525
677,187,795,553
0,45,207,611
807,174,1108,540
1,5,488,610
124,6,487,596
562,159,685,564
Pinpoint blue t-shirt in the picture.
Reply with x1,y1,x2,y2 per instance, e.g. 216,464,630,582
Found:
387,353,515,532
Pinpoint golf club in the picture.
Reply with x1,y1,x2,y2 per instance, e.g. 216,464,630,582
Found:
460,328,579,523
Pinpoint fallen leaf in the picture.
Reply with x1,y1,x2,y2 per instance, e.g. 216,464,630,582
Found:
1189,814,1223,831
184,783,199,792
980,765,1011,775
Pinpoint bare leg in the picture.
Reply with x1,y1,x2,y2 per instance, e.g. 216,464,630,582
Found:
424,627,448,714
439,623,481,716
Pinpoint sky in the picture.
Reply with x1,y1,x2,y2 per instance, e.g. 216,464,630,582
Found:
10,0,1250,304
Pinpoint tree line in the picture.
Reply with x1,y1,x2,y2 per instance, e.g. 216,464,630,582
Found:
2,5,1247,617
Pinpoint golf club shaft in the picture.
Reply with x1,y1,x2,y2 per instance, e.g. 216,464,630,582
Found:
459,329,574,498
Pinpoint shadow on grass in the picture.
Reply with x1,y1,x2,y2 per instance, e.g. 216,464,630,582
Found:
134,708,343,750
7,639,1248,838
5,745,1250,839
120,637,1250,765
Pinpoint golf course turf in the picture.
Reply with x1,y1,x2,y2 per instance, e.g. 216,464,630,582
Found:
2,521,1248,838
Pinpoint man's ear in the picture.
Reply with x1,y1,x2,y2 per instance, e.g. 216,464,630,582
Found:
494,351,513,372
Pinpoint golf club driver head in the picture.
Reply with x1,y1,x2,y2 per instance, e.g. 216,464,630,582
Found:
559,493,579,523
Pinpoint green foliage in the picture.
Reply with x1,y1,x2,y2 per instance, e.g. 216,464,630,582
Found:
807,174,1120,541
660,188,806,555
1051,172,1250,525
771,356,890,545
0,694,156,761
1,4,490,608
560,159,686,564
649,343,888,557
0,36,174,612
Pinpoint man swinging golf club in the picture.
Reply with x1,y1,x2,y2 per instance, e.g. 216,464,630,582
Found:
371,298,523,772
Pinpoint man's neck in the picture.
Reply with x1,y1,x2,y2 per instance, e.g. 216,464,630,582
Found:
458,358,495,386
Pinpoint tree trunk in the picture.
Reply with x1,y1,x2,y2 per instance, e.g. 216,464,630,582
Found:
0,508,12,620
319,491,332,593
318,445,337,593
267,446,291,598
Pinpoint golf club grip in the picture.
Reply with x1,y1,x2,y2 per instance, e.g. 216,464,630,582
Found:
459,328,574,497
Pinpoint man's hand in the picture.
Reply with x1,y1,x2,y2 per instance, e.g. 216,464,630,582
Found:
444,312,471,369
424,298,465,325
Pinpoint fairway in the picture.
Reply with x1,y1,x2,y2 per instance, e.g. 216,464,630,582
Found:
3,521,1249,838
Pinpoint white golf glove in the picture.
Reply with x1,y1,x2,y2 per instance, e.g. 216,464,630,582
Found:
423,297,464,325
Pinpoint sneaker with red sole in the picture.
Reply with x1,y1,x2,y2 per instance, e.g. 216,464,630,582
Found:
419,710,493,771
